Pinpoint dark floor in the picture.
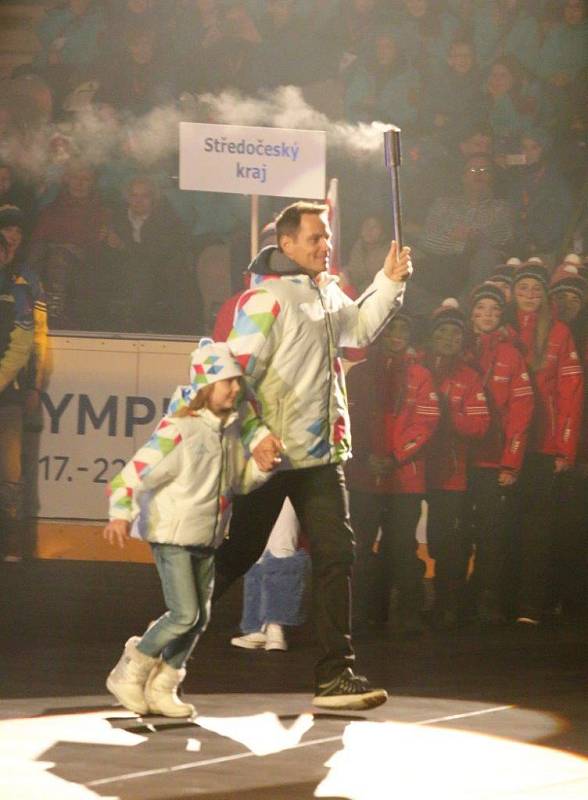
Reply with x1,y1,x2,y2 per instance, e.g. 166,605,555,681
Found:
2,559,588,799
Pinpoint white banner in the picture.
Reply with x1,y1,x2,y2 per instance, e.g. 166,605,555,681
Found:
179,121,326,198
35,335,196,520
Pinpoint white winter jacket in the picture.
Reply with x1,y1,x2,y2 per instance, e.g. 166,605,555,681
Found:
108,406,266,547
227,246,406,469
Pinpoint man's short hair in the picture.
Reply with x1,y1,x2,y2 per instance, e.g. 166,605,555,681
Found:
275,201,329,247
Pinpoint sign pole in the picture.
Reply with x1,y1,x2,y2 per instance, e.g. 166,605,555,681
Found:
250,194,259,260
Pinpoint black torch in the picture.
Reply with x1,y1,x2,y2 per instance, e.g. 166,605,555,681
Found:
383,126,403,250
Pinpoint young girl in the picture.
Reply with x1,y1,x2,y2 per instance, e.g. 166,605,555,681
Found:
424,299,490,628
103,338,272,718
467,282,534,624
509,262,583,624
346,312,440,634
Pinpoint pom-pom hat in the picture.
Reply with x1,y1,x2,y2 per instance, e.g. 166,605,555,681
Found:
470,282,507,310
549,264,587,301
562,253,582,268
512,261,549,290
488,263,516,286
430,298,465,333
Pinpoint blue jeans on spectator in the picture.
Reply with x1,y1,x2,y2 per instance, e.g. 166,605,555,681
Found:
240,549,310,634
137,544,214,669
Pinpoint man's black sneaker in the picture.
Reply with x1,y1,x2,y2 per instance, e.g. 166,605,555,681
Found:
312,668,388,710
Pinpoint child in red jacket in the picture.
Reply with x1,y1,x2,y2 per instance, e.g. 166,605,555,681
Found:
509,261,584,625
466,282,534,624
424,299,490,628
346,312,440,634
546,262,588,619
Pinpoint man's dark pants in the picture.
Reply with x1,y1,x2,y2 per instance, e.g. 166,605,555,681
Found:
213,464,355,685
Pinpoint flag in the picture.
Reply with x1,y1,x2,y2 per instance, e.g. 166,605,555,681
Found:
325,177,341,276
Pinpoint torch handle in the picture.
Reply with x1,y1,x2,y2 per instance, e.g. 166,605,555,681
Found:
389,164,403,251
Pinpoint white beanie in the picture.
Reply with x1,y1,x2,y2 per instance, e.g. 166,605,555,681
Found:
166,339,243,415
189,338,242,389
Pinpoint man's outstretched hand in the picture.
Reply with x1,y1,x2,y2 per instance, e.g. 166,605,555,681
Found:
383,241,412,282
253,433,284,472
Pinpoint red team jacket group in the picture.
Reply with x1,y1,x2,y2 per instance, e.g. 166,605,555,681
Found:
346,317,583,495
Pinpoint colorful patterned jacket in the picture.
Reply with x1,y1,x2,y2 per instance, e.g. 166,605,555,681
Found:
227,246,405,469
108,404,268,547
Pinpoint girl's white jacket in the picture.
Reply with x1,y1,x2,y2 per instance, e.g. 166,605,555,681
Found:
108,406,267,548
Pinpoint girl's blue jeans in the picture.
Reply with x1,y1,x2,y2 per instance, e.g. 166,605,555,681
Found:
137,544,214,669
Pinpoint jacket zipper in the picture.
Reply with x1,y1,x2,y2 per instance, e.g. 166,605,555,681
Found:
316,284,335,463
212,428,225,542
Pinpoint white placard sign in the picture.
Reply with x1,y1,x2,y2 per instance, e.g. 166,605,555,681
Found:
179,122,326,199
35,335,195,520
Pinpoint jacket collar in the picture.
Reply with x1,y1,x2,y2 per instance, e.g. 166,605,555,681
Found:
197,406,238,431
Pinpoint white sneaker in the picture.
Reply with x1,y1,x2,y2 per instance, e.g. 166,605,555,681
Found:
230,631,267,649
516,616,540,626
264,623,288,651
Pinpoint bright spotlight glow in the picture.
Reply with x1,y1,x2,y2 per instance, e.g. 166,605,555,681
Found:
315,720,588,799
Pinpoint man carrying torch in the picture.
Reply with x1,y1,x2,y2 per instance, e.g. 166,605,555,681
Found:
217,158,411,709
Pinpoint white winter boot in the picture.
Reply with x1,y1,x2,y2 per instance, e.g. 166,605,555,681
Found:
106,636,159,715
145,662,196,718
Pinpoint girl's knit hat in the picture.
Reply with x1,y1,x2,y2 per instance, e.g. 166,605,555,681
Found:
391,309,414,330
167,339,243,414
190,338,242,389
470,281,507,310
0,204,24,230
488,262,516,286
548,264,587,301
512,260,549,290
430,298,465,333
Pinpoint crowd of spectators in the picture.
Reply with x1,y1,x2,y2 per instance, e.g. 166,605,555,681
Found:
0,0,585,334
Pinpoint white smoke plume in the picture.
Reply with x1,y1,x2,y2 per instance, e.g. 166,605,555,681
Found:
2,84,391,183
195,85,389,159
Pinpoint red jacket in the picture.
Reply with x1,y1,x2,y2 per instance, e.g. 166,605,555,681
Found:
213,291,241,342
576,338,588,465
346,349,440,494
468,329,534,472
509,313,583,463
32,189,111,249
426,357,490,492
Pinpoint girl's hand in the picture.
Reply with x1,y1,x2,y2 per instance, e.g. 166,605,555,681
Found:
554,457,569,474
498,470,517,486
103,519,131,548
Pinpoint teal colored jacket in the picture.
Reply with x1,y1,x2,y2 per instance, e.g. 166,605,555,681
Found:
344,63,420,126
537,21,588,81
473,7,541,74
35,6,105,68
